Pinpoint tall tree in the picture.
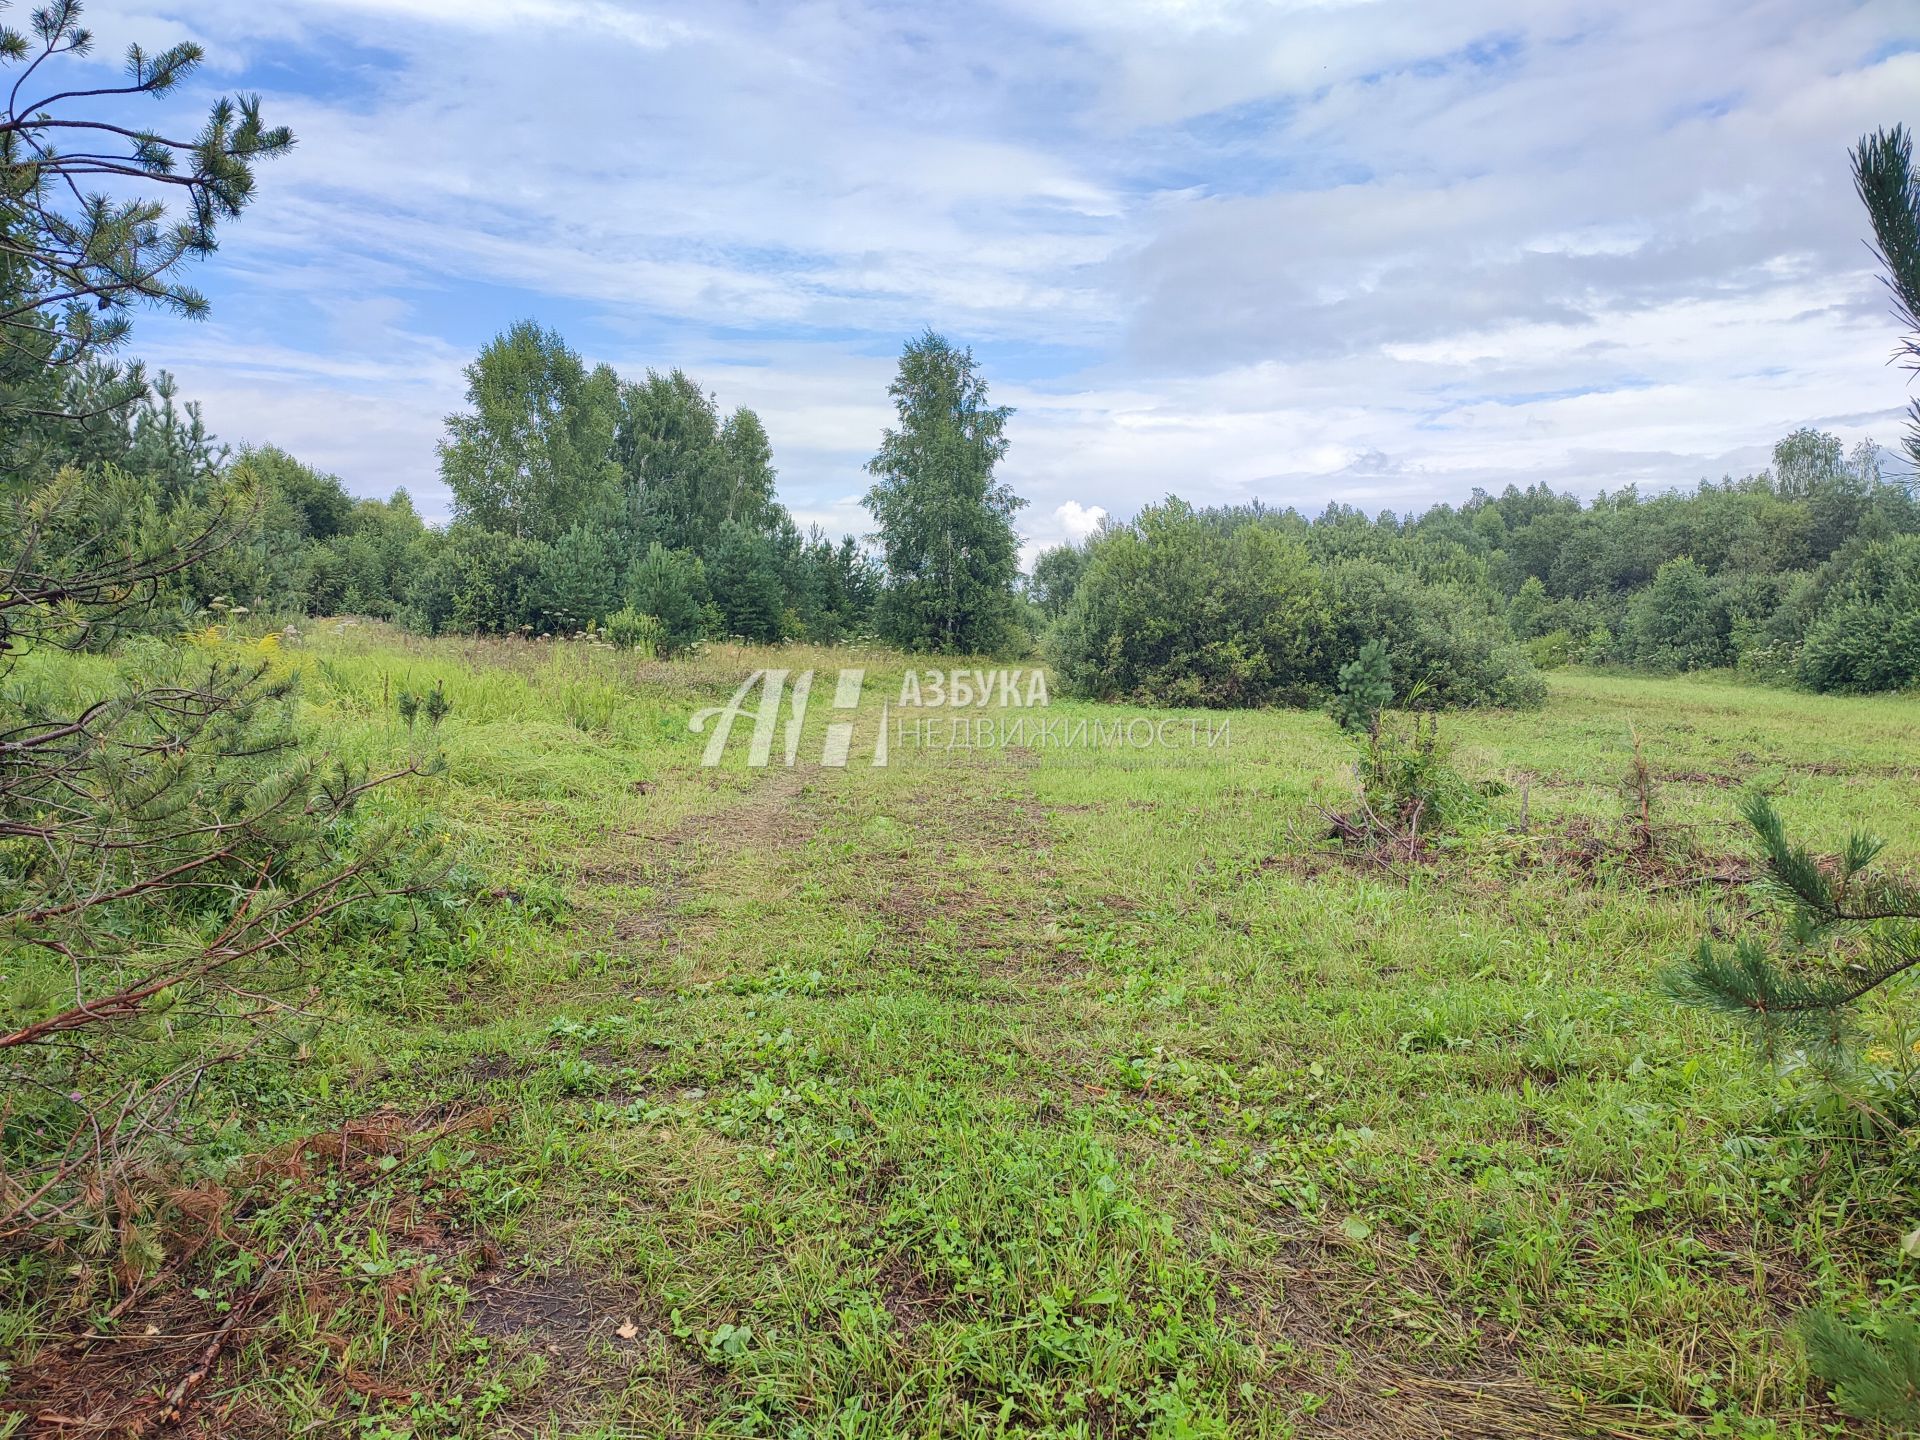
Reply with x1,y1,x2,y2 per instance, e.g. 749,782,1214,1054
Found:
617,368,726,552
1028,542,1090,620
864,330,1024,654
1770,427,1848,500
439,321,621,542
1853,125,1920,468
718,405,778,530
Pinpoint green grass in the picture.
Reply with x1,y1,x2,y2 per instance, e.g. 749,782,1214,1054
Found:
6,626,1919,1438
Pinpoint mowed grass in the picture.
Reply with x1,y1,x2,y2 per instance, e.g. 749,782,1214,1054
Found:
6,626,1918,1438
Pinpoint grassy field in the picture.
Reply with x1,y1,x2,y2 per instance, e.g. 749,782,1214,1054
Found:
6,625,1920,1438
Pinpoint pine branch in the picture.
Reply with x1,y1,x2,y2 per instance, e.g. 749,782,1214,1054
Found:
1801,1310,1920,1429
1853,125,1920,464
1669,792,1920,1062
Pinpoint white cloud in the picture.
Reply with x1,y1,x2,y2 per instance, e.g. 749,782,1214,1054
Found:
79,0,1920,545
1053,501,1109,542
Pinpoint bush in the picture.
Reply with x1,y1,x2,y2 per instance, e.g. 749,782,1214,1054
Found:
626,543,706,656
1051,502,1544,712
604,605,663,654
1322,559,1545,709
1526,628,1577,669
1321,706,1484,854
1797,536,1920,693
405,527,546,635
1357,713,1482,836
1621,557,1729,671
1050,499,1330,707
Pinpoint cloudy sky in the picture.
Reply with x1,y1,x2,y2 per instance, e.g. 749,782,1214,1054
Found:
81,0,1920,559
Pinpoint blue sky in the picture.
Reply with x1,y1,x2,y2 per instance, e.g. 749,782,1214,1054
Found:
78,0,1920,558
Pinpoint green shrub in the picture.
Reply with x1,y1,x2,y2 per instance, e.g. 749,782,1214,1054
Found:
1621,556,1729,671
404,526,547,635
1526,629,1577,669
1322,558,1544,709
626,543,706,656
1797,536,1920,693
1323,705,1484,851
1358,713,1482,835
1051,504,1544,713
1050,499,1330,708
605,605,663,655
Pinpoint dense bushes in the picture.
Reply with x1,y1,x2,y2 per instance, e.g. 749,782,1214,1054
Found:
1040,426,1919,707
1797,536,1920,693
1321,558,1544,709
1050,501,1329,707
1050,500,1545,710
1619,557,1728,672
1477,432,1920,689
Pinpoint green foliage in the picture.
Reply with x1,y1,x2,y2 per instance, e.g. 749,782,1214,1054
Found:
1507,575,1554,638
1355,712,1481,838
864,330,1026,655
1621,557,1728,672
1364,434,1920,693
1796,535,1920,693
0,0,292,412
790,528,879,644
406,528,545,635
2,558,433,1248
618,368,727,553
1051,499,1330,707
1028,543,1090,620
1317,681,1485,854
716,406,780,532
1051,501,1542,712
1525,629,1578,669
330,491,427,620
1321,557,1545,709
626,542,706,655
1328,639,1392,735
390,329,878,644
603,605,663,654
529,522,620,633
1799,1310,1920,1429
439,321,622,543
1852,125,1920,468
704,520,788,642
1666,794,1919,1064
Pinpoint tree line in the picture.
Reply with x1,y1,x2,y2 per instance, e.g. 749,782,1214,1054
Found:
0,320,1038,659
14,341,1916,706
5,70,1914,712
1034,425,1920,706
